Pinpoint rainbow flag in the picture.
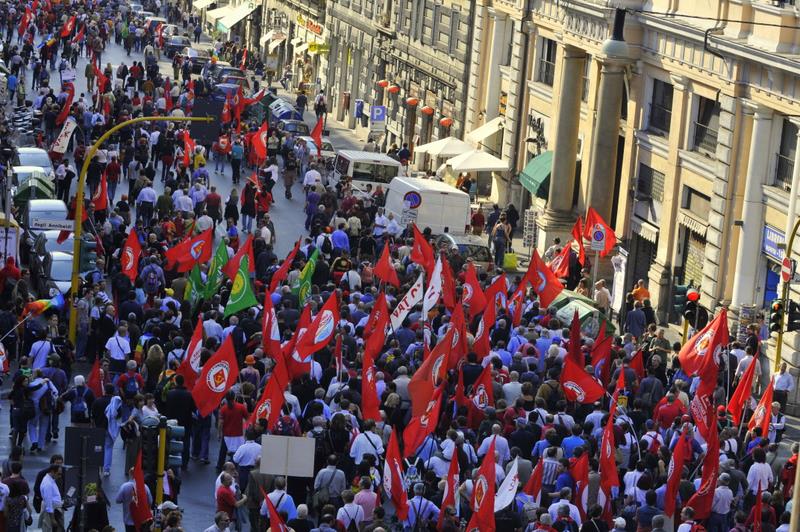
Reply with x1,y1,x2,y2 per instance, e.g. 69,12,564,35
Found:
21,293,65,319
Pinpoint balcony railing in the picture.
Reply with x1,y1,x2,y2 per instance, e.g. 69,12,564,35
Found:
693,121,718,155
538,60,555,86
776,152,794,189
649,103,672,134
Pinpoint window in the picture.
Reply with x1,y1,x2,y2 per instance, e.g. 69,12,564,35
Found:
776,119,798,189
582,55,591,102
649,79,673,134
637,164,665,202
693,96,720,155
537,38,557,86
683,187,711,220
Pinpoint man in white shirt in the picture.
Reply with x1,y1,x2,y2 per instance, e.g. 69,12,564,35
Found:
303,165,321,190
136,180,157,224
30,331,54,369
349,420,384,465
385,213,402,238
40,464,64,530
336,490,365,530
203,312,224,342
547,487,582,526
773,362,795,411
232,430,262,493
477,424,511,463
105,325,132,362
373,209,388,238
260,476,297,520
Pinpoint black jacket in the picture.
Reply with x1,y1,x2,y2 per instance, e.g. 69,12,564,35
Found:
165,386,196,427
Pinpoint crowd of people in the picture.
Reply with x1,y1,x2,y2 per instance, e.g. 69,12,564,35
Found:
0,0,797,532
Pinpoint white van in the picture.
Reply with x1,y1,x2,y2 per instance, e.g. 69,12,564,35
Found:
332,150,402,194
384,176,471,235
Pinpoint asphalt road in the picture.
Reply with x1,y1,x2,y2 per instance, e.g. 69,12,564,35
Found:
0,20,363,531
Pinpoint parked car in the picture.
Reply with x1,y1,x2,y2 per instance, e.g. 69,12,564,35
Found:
297,136,335,160
213,66,246,83
210,83,243,102
276,119,310,136
219,75,250,90
180,47,211,74
30,230,75,294
164,36,191,58
39,251,75,296
14,147,54,180
433,233,494,272
19,199,68,266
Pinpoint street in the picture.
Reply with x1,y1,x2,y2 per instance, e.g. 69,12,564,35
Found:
0,21,365,531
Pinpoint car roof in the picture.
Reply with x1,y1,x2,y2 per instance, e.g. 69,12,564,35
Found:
50,251,73,261
298,135,332,143
169,36,190,42
280,119,306,125
17,147,49,155
41,230,73,240
13,165,48,173
441,233,489,246
28,199,67,209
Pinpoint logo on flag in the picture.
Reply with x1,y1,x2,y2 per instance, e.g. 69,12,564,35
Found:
563,381,587,403
269,309,280,340
431,355,445,384
463,284,474,303
694,328,715,357
257,399,272,421
473,475,489,510
473,385,490,409
206,361,231,392
190,240,206,259
535,269,548,292
365,366,375,384
314,310,335,343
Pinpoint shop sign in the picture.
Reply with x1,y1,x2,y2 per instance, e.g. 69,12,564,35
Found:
297,14,324,36
762,225,785,262
308,42,330,54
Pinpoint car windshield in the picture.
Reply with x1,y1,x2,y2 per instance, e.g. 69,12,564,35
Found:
18,152,52,169
352,162,398,184
288,123,309,134
458,244,492,262
50,259,72,281
171,37,189,45
45,237,73,253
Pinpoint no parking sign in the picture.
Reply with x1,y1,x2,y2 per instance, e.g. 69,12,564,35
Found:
590,223,606,252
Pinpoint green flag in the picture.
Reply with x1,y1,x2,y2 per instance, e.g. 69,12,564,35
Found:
186,265,205,307
224,255,258,318
292,248,319,303
205,240,229,299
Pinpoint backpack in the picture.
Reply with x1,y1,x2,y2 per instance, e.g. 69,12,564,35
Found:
39,391,52,414
311,429,332,462
689,523,707,532
122,374,140,397
321,235,333,255
71,387,90,420
544,381,561,412
144,267,160,295
156,373,177,404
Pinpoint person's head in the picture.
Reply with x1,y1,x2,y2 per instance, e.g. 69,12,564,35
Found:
681,507,695,522
296,504,309,519
214,511,231,527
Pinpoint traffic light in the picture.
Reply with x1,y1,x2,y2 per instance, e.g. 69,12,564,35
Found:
166,423,185,469
684,288,700,323
787,300,800,332
673,284,689,320
770,300,785,334
140,419,160,476
79,237,97,272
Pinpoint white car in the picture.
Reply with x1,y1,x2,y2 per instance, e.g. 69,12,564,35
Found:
14,148,55,181
298,136,336,160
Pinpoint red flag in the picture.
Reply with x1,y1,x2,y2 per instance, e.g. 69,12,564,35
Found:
470,364,495,410
130,451,153,527
92,170,108,211
87,358,103,397
252,121,269,160
294,293,339,360
71,25,85,45
753,483,764,532
310,118,323,155
221,95,232,123
454,365,468,408
165,228,213,272
590,321,613,385
182,131,195,167
484,273,507,309
408,328,451,417
165,81,173,112
222,234,255,279
261,293,284,363
384,429,410,520
18,7,32,37
239,48,248,70
728,352,758,426
269,239,300,292
55,82,75,125
60,15,76,37
630,349,645,379
549,243,572,279
523,249,563,308
463,262,487,317
572,453,590,521
583,207,616,257
120,228,142,282
258,486,290,532
473,294,496,358
560,355,604,404
523,458,543,504
191,335,239,416
410,224,435,274
748,380,774,436
362,293,389,362
447,302,469,369
373,244,400,287
566,309,583,366
437,447,460,529
285,306,312,380
599,402,619,493
250,371,285,429
664,428,690,517
361,339,381,422
243,88,268,107
176,317,204,390
440,258,457,311
678,308,729,377
572,216,586,265
685,404,720,520
466,437,496,532
403,384,443,458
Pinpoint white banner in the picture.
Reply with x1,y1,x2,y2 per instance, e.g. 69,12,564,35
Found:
51,120,78,154
422,257,442,315
494,457,519,511
390,272,424,330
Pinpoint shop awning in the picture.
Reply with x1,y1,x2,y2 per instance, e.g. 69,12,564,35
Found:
519,150,552,199
466,116,505,143
445,149,510,172
268,38,285,53
414,136,472,157
205,6,228,24
217,3,257,32
193,0,214,10
295,42,309,54
290,37,303,46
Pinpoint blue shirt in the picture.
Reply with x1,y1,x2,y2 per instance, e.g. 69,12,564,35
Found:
331,229,350,252
561,435,586,458
555,471,575,492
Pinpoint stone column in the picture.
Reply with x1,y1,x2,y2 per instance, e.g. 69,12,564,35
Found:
484,8,508,122
781,121,800,274
536,46,586,248
585,59,626,224
731,105,773,308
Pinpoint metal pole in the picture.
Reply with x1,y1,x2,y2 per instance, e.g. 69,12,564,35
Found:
590,250,599,298
775,216,800,372
67,116,213,344
682,318,689,343
156,416,167,507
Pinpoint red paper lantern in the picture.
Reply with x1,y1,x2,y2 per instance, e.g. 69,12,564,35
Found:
376,79,389,88
421,105,435,116
406,97,420,106
387,84,401,94
439,117,453,127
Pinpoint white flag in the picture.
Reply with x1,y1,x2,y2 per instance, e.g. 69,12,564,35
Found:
422,257,443,315
390,272,424,330
494,457,519,512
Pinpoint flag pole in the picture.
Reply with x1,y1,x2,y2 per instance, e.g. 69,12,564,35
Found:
0,312,37,344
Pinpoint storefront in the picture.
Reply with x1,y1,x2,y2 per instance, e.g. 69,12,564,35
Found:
762,225,785,308
291,14,328,92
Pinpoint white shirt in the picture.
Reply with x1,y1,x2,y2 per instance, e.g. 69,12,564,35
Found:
232,441,262,467
547,499,582,526
336,502,364,529
105,335,131,361
746,462,774,493
40,473,63,514
350,432,384,464
204,319,224,342
774,371,795,392
711,485,733,514
30,339,54,369
477,434,511,463
303,169,321,186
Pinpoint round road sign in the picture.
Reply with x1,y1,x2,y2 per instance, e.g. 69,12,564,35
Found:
782,256,794,283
